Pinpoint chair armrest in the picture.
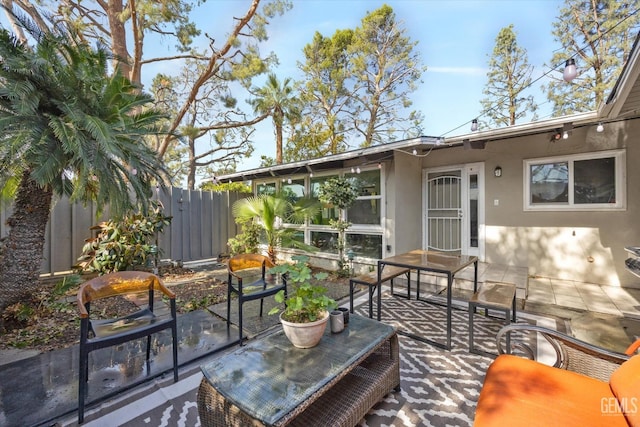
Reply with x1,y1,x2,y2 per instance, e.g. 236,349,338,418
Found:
496,324,629,381
153,276,176,299
625,338,640,355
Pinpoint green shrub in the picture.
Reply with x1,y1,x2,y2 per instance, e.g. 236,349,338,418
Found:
227,217,262,255
75,201,171,275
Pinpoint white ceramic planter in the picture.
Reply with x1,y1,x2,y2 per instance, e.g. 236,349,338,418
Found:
279,311,329,348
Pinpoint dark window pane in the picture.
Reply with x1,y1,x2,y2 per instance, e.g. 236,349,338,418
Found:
310,175,339,224
257,182,276,195
530,162,568,204
346,234,382,259
345,169,382,225
574,157,616,204
281,179,305,203
282,230,305,249
345,170,381,196
347,199,381,225
311,231,338,253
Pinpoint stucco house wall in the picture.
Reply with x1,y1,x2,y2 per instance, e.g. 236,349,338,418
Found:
417,117,640,287
389,152,423,255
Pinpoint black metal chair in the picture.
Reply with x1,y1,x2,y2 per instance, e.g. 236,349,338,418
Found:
76,271,178,424
227,254,287,345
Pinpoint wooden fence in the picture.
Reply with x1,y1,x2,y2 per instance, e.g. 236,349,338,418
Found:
0,187,243,275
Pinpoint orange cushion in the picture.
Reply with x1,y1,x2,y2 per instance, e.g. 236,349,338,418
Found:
474,354,628,427
610,355,640,427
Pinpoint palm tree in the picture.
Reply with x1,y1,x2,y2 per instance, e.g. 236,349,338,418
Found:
232,193,320,263
251,73,299,164
0,17,169,318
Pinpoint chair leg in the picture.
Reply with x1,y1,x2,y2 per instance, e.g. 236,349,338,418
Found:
259,298,264,317
78,348,88,424
238,298,244,345
146,334,152,365
226,288,232,329
171,322,179,383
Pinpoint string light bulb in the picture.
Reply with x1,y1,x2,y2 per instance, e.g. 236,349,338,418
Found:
412,148,417,155
563,58,577,83
356,167,361,174
471,119,478,132
596,122,604,133
562,131,569,139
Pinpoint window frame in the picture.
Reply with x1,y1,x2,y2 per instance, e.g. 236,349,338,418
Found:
523,149,626,212
251,166,385,259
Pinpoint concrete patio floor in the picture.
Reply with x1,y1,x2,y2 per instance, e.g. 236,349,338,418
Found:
1,259,639,426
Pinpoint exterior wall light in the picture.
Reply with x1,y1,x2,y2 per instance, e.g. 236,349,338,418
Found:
494,166,502,178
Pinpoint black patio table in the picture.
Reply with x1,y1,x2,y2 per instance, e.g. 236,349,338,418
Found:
376,249,478,350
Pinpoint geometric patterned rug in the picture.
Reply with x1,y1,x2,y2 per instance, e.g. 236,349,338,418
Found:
59,292,559,427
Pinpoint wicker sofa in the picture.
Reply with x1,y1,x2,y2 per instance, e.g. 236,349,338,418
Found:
474,324,640,427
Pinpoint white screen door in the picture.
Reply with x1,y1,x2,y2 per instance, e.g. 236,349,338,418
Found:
423,164,484,258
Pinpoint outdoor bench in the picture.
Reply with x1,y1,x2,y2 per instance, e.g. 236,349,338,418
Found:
349,266,411,317
474,324,640,427
468,281,517,355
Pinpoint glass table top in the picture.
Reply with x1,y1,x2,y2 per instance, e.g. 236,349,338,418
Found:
200,314,394,425
380,250,477,273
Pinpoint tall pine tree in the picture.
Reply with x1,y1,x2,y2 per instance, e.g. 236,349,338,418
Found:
480,25,537,128
545,0,640,115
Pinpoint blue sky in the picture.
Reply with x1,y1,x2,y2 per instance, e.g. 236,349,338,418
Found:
2,1,567,174
181,0,565,171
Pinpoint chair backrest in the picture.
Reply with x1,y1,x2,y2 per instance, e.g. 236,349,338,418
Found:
77,271,174,318
610,355,640,426
227,254,275,275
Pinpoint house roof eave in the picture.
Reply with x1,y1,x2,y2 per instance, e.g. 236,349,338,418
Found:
442,111,599,146
215,135,443,183
600,32,640,119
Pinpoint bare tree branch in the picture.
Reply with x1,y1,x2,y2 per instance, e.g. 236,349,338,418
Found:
156,0,261,158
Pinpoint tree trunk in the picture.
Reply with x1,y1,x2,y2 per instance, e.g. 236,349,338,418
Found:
187,136,196,190
107,0,133,81
0,171,53,322
275,121,283,164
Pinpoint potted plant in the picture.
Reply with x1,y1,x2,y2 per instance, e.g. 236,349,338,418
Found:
268,255,337,348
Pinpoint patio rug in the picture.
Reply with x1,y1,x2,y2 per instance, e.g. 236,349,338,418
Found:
61,293,561,427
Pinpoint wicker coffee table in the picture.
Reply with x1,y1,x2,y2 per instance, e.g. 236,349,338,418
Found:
197,314,399,426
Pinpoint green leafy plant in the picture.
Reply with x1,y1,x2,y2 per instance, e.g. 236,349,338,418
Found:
200,181,252,193
75,201,171,275
317,177,359,275
231,193,321,262
268,255,336,323
227,216,262,255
